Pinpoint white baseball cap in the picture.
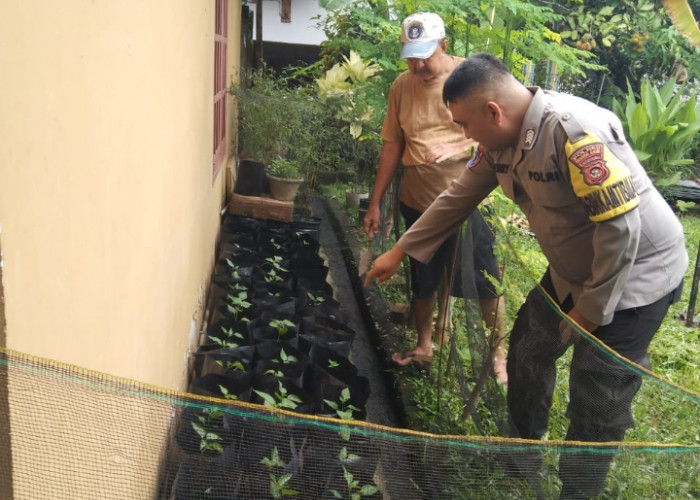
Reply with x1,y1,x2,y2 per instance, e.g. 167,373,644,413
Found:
400,12,446,59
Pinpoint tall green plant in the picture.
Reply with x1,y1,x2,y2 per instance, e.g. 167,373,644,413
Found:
232,67,320,174
612,77,700,186
317,50,383,190
662,0,700,46
316,1,602,78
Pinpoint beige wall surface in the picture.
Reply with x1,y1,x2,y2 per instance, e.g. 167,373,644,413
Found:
0,0,240,391
0,1,242,497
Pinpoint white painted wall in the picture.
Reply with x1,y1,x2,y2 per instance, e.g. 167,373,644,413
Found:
253,0,328,45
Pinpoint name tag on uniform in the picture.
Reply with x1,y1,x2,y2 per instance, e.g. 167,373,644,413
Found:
528,170,561,182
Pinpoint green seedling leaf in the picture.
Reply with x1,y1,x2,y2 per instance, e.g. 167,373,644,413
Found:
254,389,278,407
218,384,238,400
359,485,379,496
323,399,340,411
191,422,206,439
261,447,285,468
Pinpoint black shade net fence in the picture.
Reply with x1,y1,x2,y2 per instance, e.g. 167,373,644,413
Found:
0,202,698,500
361,188,700,499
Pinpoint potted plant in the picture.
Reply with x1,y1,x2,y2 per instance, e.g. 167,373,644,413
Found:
175,406,234,456
232,67,334,213
174,210,386,499
260,446,300,499
267,156,304,202
252,377,313,413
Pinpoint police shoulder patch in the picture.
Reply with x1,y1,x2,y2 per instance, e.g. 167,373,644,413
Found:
467,146,483,169
565,131,639,222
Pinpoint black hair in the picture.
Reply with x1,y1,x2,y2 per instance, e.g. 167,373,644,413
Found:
442,53,511,105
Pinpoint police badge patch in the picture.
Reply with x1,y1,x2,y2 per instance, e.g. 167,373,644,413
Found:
568,142,610,186
467,146,483,169
565,131,639,222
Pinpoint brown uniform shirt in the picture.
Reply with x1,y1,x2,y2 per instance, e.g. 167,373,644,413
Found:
398,88,688,325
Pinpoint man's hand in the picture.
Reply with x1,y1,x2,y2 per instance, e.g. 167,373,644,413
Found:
363,203,381,241
425,140,477,165
364,245,406,287
559,306,598,344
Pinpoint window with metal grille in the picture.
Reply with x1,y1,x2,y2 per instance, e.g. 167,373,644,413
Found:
212,0,228,181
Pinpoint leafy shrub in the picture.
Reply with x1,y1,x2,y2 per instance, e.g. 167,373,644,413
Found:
233,66,346,189
316,50,383,190
233,67,315,168
612,77,700,186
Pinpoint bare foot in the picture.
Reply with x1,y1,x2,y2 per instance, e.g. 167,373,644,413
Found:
391,348,433,368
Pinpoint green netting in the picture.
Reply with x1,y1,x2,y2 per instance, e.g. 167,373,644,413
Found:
0,344,698,500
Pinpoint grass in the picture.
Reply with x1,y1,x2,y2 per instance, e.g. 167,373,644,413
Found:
651,207,700,390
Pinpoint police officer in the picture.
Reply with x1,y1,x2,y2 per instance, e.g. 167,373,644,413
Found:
364,53,688,499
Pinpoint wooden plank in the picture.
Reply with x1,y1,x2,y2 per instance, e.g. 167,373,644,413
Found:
228,193,294,222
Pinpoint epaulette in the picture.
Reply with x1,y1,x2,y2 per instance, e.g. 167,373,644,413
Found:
557,111,587,143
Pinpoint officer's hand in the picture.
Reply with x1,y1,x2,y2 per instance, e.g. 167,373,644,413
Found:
364,245,406,287
559,307,598,344
425,140,476,164
425,144,453,165
363,204,381,240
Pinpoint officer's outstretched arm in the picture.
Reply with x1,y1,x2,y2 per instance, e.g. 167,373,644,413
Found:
364,245,406,287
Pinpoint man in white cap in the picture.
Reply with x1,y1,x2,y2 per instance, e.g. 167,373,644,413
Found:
363,13,508,383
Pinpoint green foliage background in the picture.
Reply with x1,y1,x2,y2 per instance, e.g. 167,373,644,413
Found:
244,3,700,495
